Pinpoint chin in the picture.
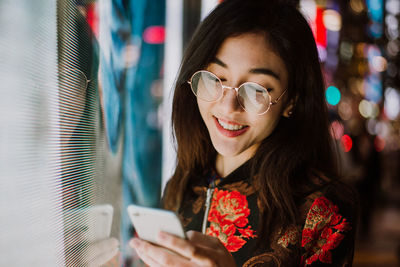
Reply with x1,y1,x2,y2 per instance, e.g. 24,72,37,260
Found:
212,141,245,157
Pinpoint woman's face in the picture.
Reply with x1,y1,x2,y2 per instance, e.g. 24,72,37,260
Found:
197,32,289,164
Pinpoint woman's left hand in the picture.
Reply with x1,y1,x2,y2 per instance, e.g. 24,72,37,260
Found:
130,230,237,267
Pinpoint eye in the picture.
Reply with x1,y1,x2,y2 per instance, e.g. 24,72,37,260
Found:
211,77,220,83
266,88,273,92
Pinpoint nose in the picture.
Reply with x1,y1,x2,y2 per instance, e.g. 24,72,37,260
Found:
218,86,242,113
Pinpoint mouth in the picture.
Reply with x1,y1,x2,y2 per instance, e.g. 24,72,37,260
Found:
214,116,249,137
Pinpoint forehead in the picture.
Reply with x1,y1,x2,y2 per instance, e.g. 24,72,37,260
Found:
217,33,280,63
210,33,288,85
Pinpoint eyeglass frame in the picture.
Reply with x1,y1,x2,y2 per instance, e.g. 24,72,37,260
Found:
187,70,287,115
60,67,91,92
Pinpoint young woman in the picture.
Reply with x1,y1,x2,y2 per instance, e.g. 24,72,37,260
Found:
131,0,358,266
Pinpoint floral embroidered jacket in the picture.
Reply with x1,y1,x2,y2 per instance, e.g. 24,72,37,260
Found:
175,161,357,267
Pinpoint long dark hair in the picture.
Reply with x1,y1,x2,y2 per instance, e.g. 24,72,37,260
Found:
164,0,339,249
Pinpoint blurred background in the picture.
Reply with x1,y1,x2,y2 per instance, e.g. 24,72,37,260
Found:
0,0,399,266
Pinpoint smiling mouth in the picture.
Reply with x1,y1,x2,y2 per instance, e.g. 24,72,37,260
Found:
214,116,249,137
217,118,247,130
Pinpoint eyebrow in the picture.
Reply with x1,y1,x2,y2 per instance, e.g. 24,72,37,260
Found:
211,57,281,81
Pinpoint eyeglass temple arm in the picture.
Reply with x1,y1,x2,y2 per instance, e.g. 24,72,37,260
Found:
271,89,287,105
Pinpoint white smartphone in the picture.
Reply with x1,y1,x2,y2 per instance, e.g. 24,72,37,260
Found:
64,204,113,243
127,204,187,245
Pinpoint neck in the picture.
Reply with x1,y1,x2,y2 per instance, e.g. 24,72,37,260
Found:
215,146,258,177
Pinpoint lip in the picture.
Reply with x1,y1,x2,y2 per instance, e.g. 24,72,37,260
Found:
213,116,249,137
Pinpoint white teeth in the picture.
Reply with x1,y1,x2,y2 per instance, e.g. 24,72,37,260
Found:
217,118,246,131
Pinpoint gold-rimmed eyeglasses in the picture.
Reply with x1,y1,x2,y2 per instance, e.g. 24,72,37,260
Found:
187,70,286,115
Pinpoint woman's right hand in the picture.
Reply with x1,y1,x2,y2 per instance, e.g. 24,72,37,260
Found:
130,230,237,267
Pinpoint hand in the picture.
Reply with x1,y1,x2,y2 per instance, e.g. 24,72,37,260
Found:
130,230,237,267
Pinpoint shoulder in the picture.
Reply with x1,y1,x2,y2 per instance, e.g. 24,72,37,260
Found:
298,171,359,225
298,178,358,266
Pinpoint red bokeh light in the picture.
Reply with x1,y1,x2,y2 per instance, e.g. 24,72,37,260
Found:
374,136,385,152
143,26,165,44
341,134,353,152
315,7,327,48
330,120,344,140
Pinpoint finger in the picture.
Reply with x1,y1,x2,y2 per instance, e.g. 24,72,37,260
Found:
186,231,223,250
131,238,190,267
131,238,170,267
133,246,162,267
156,232,218,266
186,231,236,267
156,231,195,258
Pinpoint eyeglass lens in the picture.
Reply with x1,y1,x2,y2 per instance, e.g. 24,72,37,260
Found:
190,71,271,114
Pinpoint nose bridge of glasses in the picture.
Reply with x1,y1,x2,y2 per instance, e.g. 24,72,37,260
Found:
218,84,243,113
221,84,240,93
220,85,240,102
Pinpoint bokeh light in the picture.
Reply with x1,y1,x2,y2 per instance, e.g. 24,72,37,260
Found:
367,45,382,70
330,120,344,140
367,0,383,21
326,85,341,105
368,22,383,38
385,14,399,39
349,77,365,96
375,120,391,138
387,40,399,56
340,42,354,60
143,26,165,44
371,56,387,72
366,118,377,135
366,0,384,38
323,9,342,32
364,75,382,103
350,0,365,13
384,88,400,120
359,100,379,118
374,135,385,152
341,134,353,152
386,0,400,14
338,99,353,120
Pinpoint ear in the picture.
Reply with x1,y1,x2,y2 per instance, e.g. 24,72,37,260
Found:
282,99,295,118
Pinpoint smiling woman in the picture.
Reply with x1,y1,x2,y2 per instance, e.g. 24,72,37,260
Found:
197,33,290,176
130,0,359,266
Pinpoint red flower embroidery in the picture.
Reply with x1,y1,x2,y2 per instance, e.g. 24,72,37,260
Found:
205,189,256,252
301,196,352,266
277,225,300,248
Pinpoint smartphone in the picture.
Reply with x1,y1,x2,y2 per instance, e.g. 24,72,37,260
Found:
127,204,187,245
64,204,113,243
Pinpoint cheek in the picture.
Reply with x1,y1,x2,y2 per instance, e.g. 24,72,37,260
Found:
197,100,210,122
252,114,281,139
